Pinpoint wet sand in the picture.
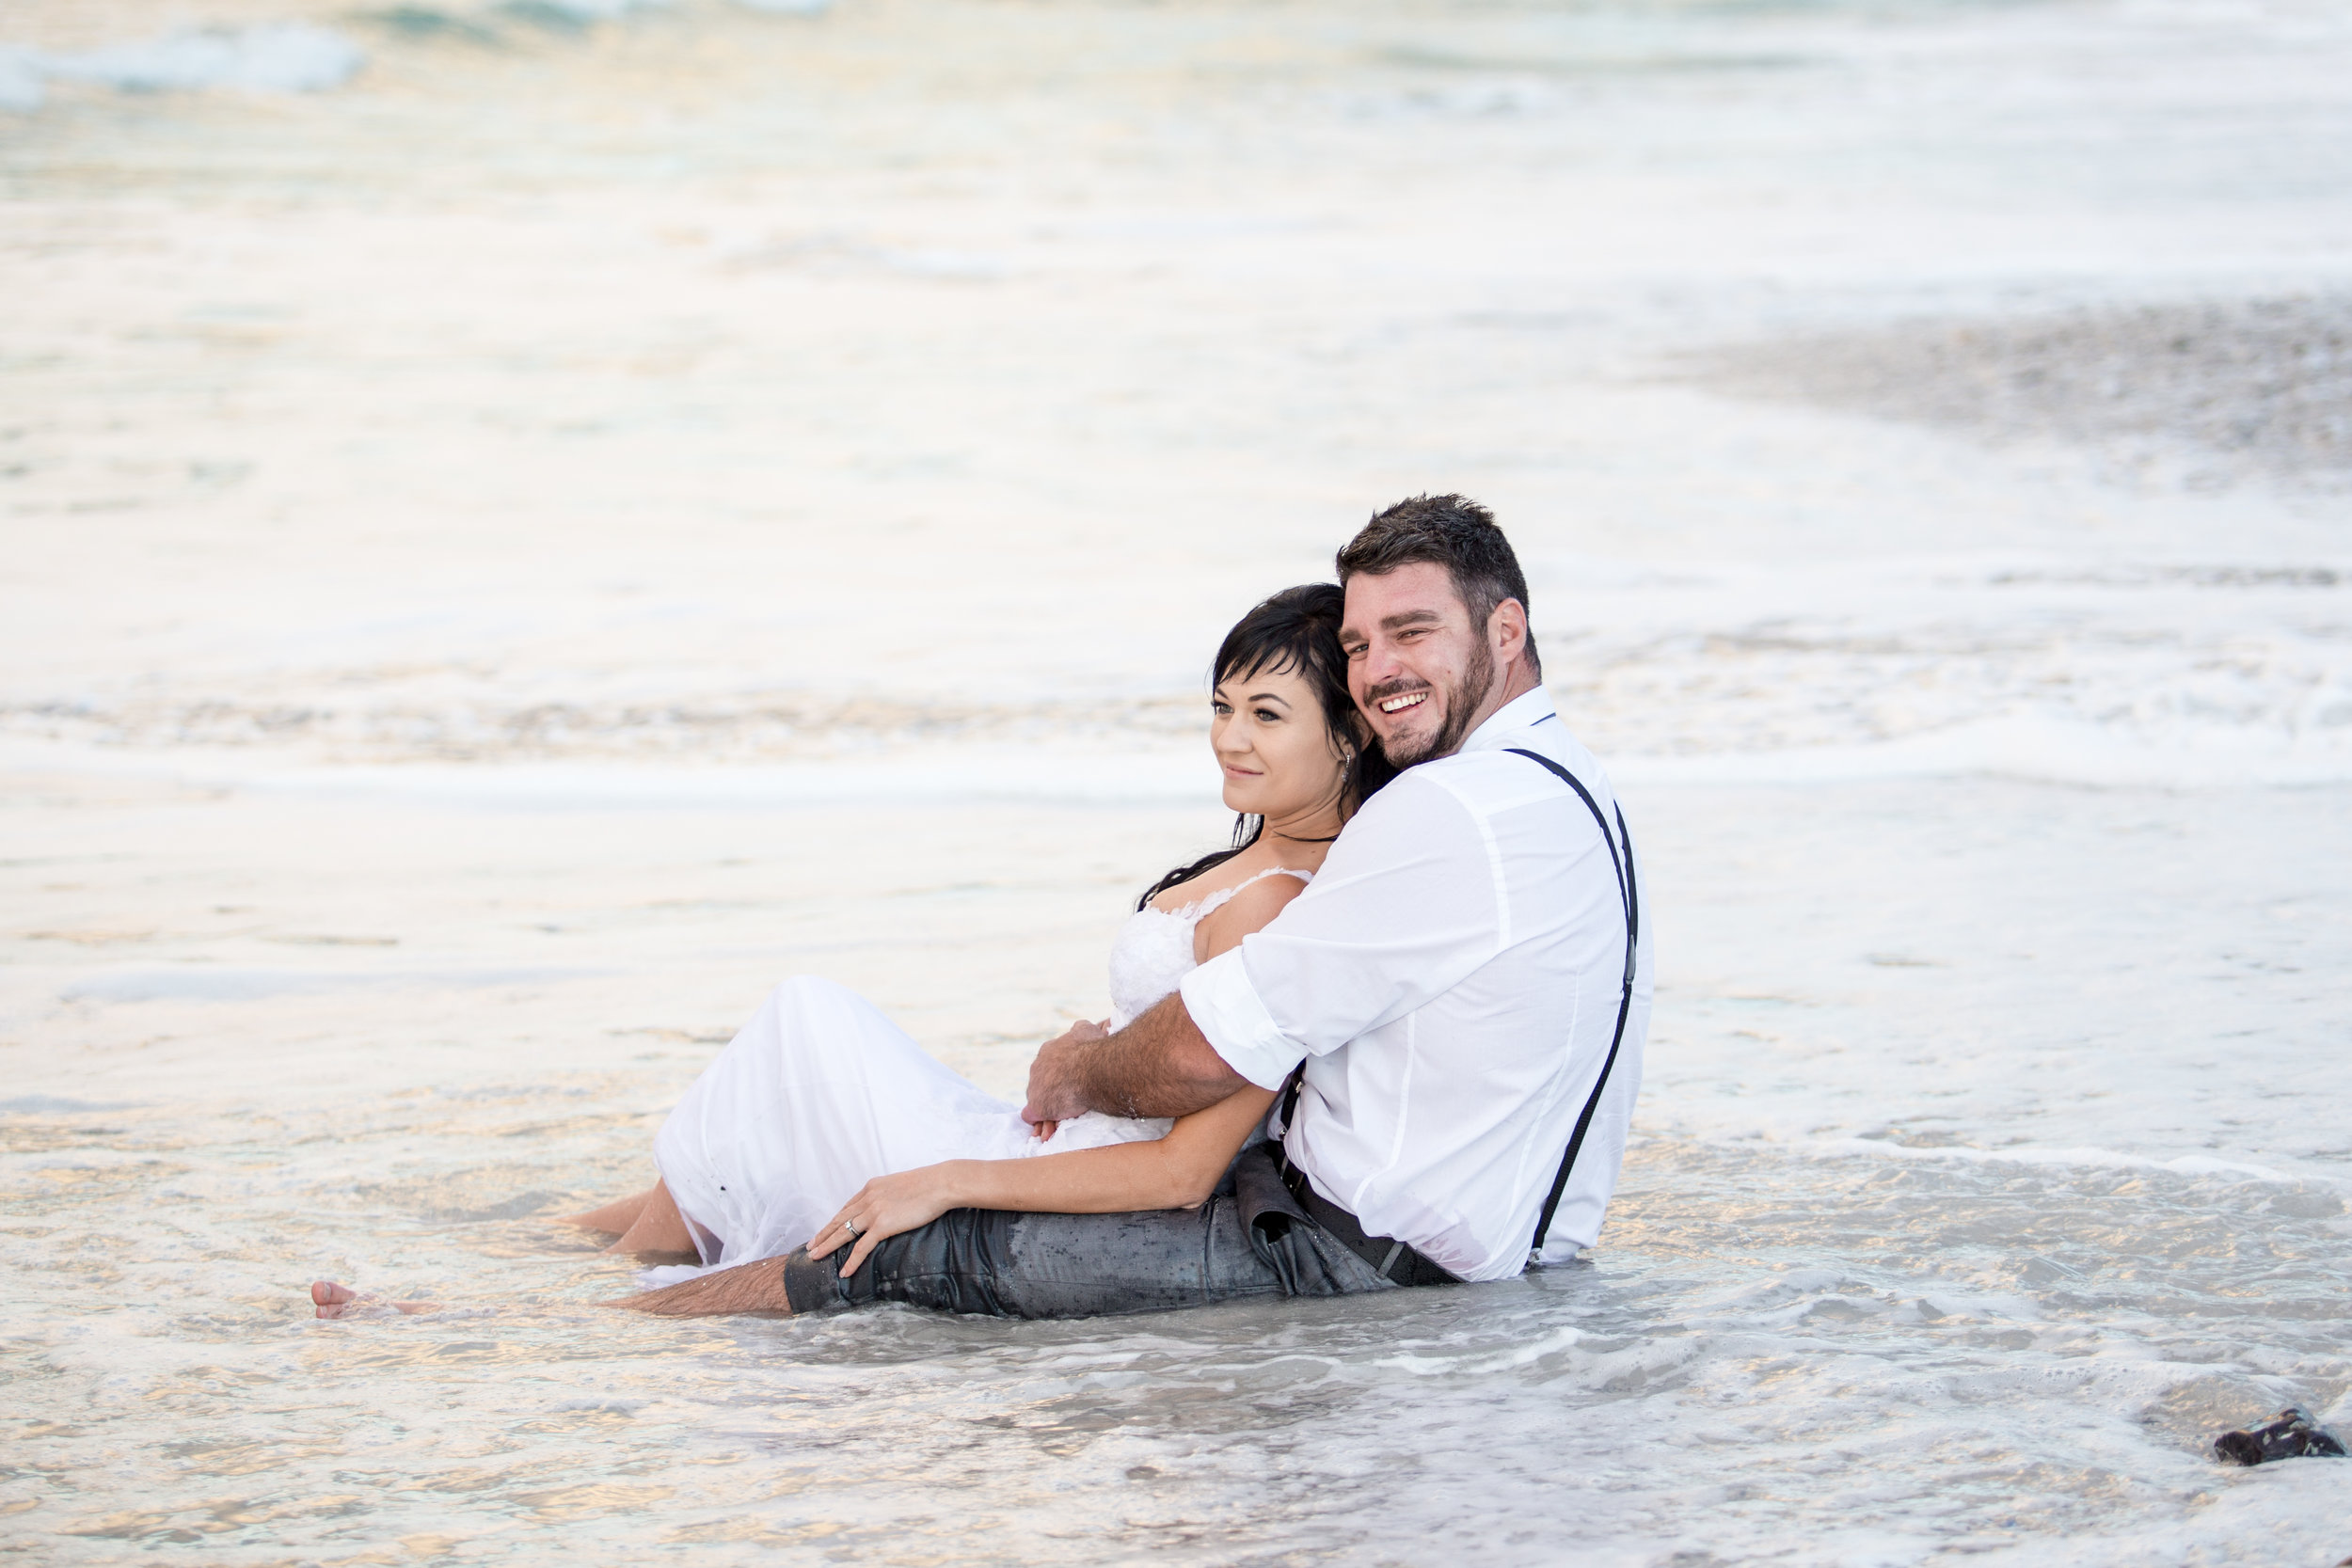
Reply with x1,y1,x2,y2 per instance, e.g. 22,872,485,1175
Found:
1692,293,2352,488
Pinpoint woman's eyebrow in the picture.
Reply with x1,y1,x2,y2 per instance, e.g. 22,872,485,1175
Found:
1244,691,1293,705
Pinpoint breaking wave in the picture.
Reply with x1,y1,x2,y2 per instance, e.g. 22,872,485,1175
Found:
0,24,364,112
0,0,837,113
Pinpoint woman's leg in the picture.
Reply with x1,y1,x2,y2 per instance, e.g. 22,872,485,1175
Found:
650,975,1018,1275
564,1188,655,1236
604,1179,694,1257
563,1180,695,1256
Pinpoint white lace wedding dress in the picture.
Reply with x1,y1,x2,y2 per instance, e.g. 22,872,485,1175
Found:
650,866,1311,1269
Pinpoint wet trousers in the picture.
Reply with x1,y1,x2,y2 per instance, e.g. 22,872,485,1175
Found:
779,1144,1401,1319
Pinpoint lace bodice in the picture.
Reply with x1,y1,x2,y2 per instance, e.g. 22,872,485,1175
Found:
1104,866,1312,1029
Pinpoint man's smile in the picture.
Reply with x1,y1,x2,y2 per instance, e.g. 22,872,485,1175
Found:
1376,690,1429,715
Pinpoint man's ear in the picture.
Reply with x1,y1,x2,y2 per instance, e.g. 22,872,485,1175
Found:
1490,597,1529,662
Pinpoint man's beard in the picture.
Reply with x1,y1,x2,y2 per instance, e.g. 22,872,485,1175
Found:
1375,636,1495,768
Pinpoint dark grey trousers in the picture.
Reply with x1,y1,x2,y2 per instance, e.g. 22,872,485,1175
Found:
780,1144,1400,1319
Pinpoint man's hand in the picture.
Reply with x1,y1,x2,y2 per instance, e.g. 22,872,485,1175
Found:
1023,1018,1107,1129
1023,996,1251,1126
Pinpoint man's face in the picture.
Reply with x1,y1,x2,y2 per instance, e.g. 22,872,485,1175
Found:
1341,562,1498,768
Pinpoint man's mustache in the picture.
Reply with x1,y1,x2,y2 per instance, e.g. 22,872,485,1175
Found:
1363,678,1435,709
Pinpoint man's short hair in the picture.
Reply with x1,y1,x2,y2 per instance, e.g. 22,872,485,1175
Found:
1335,494,1540,677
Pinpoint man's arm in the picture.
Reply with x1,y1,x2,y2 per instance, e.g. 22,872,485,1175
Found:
1023,992,1247,1124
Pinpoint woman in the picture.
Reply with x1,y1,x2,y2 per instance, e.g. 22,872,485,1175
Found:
310,584,1387,1318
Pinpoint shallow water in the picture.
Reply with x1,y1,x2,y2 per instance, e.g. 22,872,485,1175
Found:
7,778,2350,1562
6,0,2352,1560
9,1100,2348,1562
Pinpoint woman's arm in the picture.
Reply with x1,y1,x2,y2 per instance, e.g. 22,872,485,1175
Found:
811,1084,1277,1276
816,864,1311,1275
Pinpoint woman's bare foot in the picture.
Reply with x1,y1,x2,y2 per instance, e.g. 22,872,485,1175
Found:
311,1279,441,1320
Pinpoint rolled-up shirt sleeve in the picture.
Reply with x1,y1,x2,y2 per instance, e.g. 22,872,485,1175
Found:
1178,770,1505,1089
1178,946,1296,1089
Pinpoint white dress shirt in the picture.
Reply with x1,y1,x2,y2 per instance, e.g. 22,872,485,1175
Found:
1180,687,1652,1282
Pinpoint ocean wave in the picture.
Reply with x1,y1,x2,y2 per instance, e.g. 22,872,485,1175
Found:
366,0,833,42
57,962,599,1004
0,743,1226,811
1798,1134,2334,1191
1610,714,2352,788
365,0,835,44
8,623,2346,784
0,24,364,112
485,0,833,22
0,0,833,112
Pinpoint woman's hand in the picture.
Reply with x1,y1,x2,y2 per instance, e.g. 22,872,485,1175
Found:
808,1164,969,1277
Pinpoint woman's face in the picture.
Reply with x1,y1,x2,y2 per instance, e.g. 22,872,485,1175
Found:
1211,660,1348,822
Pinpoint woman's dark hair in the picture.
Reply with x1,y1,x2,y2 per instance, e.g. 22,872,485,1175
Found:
1137,583,1396,911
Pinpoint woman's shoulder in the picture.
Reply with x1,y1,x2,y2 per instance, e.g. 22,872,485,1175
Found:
1190,865,1311,959
1214,866,1311,921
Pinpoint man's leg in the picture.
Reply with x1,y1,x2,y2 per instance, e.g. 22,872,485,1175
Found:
777,1193,1396,1320
612,1145,1406,1323
611,1253,795,1317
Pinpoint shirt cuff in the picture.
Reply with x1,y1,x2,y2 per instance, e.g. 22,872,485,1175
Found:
1179,946,1305,1091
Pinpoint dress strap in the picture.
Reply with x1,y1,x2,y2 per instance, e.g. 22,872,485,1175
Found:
1183,864,1313,922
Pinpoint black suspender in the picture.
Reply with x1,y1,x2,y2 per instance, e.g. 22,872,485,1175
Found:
1268,745,1640,1273
1504,748,1639,1263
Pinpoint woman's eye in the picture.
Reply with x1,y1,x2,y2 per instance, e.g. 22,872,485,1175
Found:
1254,709,1280,723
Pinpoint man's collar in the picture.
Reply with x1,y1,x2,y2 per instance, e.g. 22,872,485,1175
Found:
1458,686,1560,754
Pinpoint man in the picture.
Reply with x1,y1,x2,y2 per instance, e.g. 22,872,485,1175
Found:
627,494,1650,1317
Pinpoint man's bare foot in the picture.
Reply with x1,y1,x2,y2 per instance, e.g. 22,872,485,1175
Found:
311,1279,441,1321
